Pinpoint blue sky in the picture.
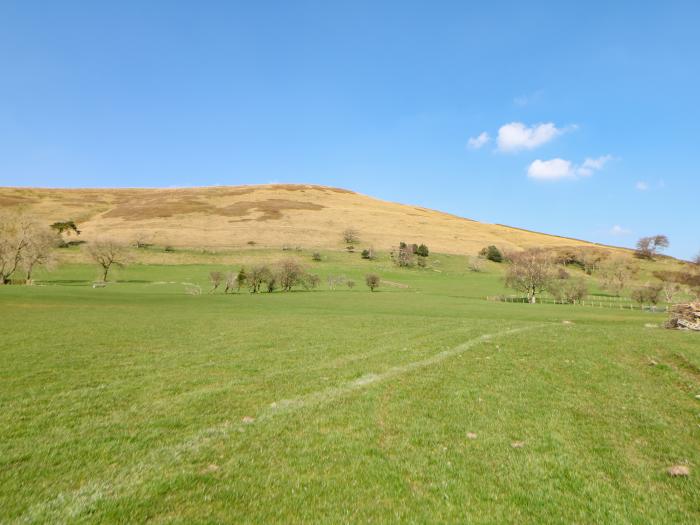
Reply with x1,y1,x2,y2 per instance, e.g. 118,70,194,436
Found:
1,1,698,259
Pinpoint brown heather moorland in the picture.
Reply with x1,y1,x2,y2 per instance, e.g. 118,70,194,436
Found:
0,184,627,255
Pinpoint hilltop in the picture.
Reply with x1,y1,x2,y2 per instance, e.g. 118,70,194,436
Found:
1,184,622,255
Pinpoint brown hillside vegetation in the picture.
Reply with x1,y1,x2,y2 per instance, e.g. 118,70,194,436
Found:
0,184,625,255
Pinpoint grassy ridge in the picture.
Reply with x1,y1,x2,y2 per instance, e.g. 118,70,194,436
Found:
1,256,699,523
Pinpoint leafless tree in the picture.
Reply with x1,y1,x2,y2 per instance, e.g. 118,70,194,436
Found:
467,256,484,272
209,271,225,292
327,274,346,290
660,281,681,303
365,273,380,291
342,228,360,245
578,249,608,275
302,273,321,290
133,232,152,249
224,272,237,293
693,251,700,266
21,228,60,283
277,259,306,291
87,239,130,282
635,235,669,259
600,258,637,296
247,265,273,293
392,244,415,267
548,277,588,304
503,248,554,303
0,212,36,284
631,283,662,305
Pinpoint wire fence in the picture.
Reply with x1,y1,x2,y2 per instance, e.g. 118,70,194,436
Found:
486,295,670,312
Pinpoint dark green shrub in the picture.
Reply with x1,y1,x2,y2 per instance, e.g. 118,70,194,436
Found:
480,245,503,263
361,248,376,260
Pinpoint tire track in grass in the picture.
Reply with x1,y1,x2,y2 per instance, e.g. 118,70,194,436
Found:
19,323,547,524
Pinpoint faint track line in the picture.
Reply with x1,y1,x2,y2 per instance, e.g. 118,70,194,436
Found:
19,323,546,524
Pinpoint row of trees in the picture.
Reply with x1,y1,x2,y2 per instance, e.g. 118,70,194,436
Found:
502,246,700,304
209,260,382,293
209,260,320,293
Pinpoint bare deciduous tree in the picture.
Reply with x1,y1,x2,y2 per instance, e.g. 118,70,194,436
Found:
247,265,272,293
209,271,224,292
660,281,681,303
327,274,346,290
503,248,554,303
224,272,238,293
302,273,321,290
467,256,484,272
547,277,588,303
0,212,37,284
365,273,380,291
277,259,306,291
342,228,359,245
578,249,608,275
631,283,662,305
600,258,637,296
392,244,415,267
635,235,669,260
22,228,60,283
133,232,152,249
87,239,130,282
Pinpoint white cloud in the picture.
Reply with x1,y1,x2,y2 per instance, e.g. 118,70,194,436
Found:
527,154,613,181
609,225,631,236
635,181,649,191
577,155,613,177
497,122,571,152
527,158,574,180
467,131,490,149
513,90,544,107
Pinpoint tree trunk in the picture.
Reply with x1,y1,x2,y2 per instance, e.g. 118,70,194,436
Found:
102,266,110,282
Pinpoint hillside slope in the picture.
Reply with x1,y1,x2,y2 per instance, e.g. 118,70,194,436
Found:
0,184,619,255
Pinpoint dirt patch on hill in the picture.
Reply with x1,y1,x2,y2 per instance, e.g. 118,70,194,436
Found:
266,184,355,194
102,197,325,222
102,198,211,220
0,194,39,206
221,199,325,221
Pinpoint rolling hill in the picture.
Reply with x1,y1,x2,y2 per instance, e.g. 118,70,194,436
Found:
0,184,621,255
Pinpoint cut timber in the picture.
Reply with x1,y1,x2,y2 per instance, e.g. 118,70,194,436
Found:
666,302,700,331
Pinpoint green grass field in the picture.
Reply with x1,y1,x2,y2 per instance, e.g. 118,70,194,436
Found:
2,251,699,523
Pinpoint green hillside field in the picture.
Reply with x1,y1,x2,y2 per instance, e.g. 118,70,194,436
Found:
1,249,699,523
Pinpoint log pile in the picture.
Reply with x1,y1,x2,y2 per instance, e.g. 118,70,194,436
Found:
666,302,700,331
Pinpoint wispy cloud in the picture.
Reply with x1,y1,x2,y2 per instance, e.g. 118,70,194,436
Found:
513,90,544,107
497,122,574,152
527,154,613,181
609,225,631,236
467,131,490,149
635,181,649,191
577,155,613,177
